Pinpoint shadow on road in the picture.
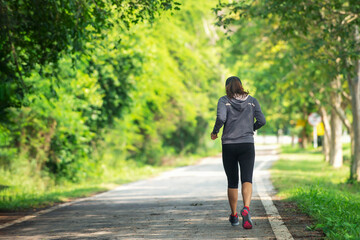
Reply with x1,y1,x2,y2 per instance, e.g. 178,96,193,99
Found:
1,198,275,239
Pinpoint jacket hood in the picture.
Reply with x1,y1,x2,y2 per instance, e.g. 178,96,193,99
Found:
227,96,251,111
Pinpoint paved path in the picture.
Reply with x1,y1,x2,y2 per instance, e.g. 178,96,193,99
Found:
0,145,292,239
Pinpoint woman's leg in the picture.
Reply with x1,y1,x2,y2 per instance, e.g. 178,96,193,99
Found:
222,144,239,215
228,188,238,215
241,182,252,207
238,143,255,208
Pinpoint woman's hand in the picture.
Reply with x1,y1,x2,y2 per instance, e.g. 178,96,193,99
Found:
211,132,218,140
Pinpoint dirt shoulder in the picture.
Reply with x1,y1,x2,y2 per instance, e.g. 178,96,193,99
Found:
273,196,325,239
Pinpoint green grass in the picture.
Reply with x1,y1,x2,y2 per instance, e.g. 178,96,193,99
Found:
271,145,360,240
0,163,165,211
0,150,217,212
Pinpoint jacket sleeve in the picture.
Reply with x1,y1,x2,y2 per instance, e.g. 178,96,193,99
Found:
212,97,227,134
253,98,266,131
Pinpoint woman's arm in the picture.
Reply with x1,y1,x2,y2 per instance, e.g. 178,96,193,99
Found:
212,97,227,135
253,98,266,131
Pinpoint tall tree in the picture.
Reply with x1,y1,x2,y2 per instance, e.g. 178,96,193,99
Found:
215,0,360,180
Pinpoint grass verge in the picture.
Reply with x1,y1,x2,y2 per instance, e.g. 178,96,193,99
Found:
271,145,360,240
0,150,219,212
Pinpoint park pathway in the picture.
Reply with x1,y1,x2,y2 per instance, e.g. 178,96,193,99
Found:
0,145,293,239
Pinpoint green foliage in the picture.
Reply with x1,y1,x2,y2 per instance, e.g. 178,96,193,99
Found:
295,186,360,240
272,146,360,239
0,0,223,206
0,0,180,112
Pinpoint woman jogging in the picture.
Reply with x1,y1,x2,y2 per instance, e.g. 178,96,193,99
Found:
211,76,266,229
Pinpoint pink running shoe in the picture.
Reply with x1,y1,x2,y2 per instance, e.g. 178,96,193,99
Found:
229,213,240,226
241,207,253,229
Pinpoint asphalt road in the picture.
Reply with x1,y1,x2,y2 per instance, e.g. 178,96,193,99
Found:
0,145,289,240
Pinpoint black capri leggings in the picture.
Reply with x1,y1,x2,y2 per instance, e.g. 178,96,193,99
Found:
222,143,255,188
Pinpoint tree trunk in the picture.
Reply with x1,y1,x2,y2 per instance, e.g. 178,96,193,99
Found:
349,64,360,181
300,126,308,148
349,76,360,181
328,78,343,168
349,26,360,181
299,109,309,148
329,109,343,168
319,106,331,162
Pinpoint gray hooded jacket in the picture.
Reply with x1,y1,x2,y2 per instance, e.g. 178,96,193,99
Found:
212,95,266,144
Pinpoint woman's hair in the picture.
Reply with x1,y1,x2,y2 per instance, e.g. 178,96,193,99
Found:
225,76,249,99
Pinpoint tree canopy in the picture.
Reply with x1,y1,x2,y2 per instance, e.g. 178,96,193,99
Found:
0,0,180,111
